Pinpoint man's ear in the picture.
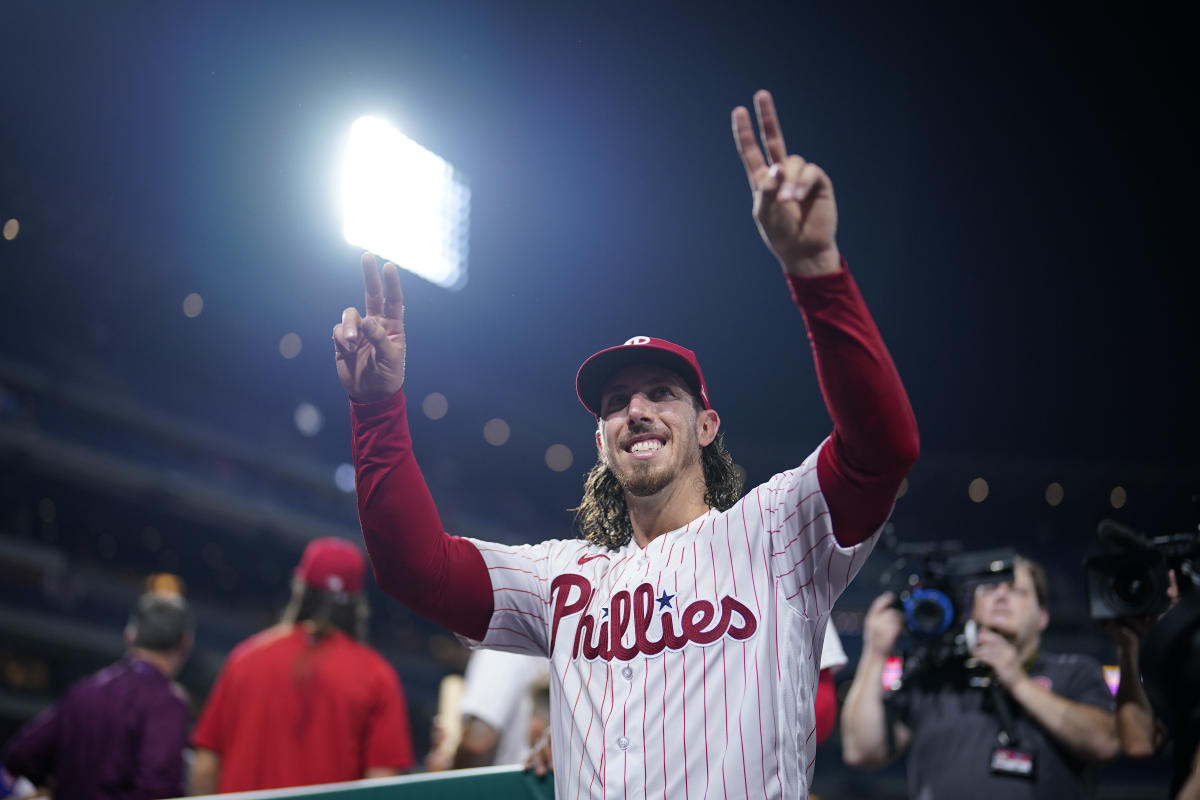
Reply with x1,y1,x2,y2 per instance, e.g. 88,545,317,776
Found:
696,409,720,447
595,427,607,464
1037,608,1049,634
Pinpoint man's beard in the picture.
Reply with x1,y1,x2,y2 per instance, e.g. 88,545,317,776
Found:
614,461,675,497
609,437,701,498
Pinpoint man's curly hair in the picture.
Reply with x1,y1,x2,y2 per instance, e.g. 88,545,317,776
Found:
573,432,744,550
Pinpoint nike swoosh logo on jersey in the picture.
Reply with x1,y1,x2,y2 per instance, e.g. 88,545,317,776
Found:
577,553,610,565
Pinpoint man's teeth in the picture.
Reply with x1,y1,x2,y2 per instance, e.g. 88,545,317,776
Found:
630,440,663,453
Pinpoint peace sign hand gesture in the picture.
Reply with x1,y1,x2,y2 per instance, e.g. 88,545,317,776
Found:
732,90,842,277
333,252,408,403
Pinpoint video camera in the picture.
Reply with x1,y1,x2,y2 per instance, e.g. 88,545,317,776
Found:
1085,519,1199,620
879,542,1016,684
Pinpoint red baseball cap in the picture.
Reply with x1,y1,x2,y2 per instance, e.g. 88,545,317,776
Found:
295,537,365,595
576,336,711,417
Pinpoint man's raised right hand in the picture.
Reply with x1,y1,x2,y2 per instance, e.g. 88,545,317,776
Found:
333,252,408,403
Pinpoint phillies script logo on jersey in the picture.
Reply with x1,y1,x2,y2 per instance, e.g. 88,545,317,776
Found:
550,575,758,661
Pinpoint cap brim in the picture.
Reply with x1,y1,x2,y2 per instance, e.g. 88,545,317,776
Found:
576,345,706,416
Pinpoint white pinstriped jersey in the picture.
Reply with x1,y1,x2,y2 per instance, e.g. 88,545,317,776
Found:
460,441,880,799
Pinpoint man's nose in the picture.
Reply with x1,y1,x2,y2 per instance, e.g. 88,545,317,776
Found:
626,392,654,421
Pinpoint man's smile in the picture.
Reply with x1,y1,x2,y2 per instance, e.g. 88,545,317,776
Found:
624,434,666,459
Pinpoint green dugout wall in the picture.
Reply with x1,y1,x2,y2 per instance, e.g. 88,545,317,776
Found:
186,766,554,800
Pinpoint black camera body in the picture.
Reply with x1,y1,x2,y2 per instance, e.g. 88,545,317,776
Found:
1085,520,1199,620
881,543,1016,683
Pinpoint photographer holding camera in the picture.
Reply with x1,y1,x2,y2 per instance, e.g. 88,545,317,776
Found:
841,555,1119,799
1087,517,1200,797
1105,565,1200,798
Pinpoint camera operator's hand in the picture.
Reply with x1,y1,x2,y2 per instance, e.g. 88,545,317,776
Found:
973,627,1025,690
1102,618,1152,649
863,593,905,658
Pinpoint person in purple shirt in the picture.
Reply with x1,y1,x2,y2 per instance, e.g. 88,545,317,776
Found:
2,591,193,800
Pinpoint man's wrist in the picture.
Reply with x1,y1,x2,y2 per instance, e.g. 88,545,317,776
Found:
855,646,894,679
1004,671,1036,699
780,245,843,277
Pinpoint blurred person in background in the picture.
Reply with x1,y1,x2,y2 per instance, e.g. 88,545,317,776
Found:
426,649,551,771
841,555,1119,799
1,582,193,800
1106,570,1200,798
815,622,848,746
189,537,413,793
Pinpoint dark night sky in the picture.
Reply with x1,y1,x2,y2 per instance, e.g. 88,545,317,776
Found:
1,2,1196,541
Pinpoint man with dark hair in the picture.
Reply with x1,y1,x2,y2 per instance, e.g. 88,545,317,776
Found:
189,537,413,793
332,90,919,797
841,554,1120,799
2,590,192,800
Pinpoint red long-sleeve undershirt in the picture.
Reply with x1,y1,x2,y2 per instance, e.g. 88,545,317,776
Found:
350,264,918,641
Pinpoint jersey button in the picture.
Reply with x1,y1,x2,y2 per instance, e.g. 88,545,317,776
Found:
617,736,630,750
621,666,633,680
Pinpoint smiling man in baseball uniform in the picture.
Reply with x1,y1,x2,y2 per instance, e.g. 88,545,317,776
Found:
333,90,919,798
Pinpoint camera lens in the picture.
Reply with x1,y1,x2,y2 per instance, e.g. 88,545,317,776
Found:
905,588,955,636
1087,549,1171,620
1113,570,1152,606
912,599,946,633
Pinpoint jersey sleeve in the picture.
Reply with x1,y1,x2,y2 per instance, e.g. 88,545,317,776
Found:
365,658,415,771
456,538,564,656
787,265,919,547
750,444,880,617
1,698,62,784
351,390,495,640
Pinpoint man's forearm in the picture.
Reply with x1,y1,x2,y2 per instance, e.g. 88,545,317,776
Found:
1007,677,1120,763
188,748,220,795
840,651,897,768
351,390,493,640
788,267,919,546
453,717,501,769
1114,644,1159,758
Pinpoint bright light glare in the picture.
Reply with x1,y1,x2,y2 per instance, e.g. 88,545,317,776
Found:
341,116,470,290
422,392,449,420
182,293,204,318
483,418,510,446
545,444,573,472
294,402,323,436
334,463,356,493
1110,486,1127,509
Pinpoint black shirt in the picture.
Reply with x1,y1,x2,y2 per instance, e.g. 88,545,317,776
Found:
888,651,1115,800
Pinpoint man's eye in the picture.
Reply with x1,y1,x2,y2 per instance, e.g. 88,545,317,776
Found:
604,395,628,412
651,386,674,399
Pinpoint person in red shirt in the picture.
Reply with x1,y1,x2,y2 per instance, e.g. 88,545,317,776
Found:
190,538,413,793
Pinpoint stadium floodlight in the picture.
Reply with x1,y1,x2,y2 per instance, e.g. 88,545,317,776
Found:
340,116,470,290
